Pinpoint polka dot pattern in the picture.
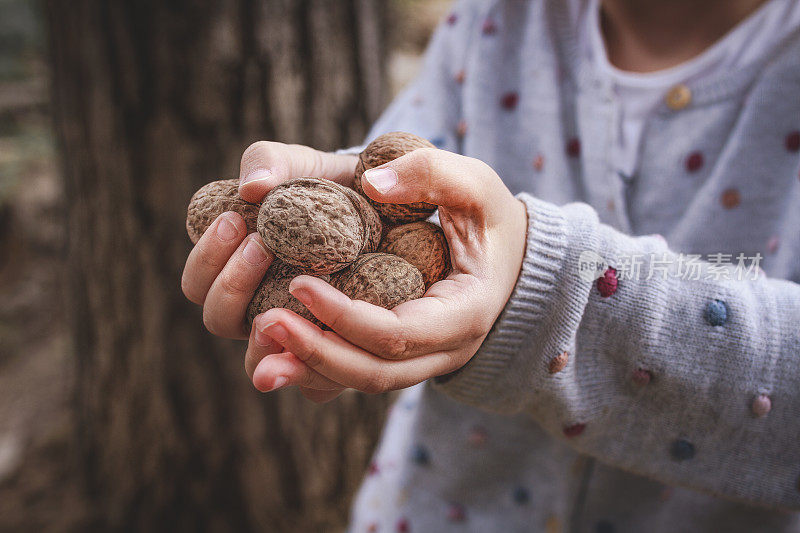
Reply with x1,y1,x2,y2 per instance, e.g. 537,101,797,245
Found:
482,17,498,35
468,425,488,447
767,236,780,254
631,368,652,386
705,299,729,326
751,394,772,417
549,351,569,374
447,503,466,522
446,13,458,26
457,120,468,138
396,518,410,532
670,439,695,461
563,423,586,438
566,137,581,158
410,444,430,466
501,92,519,110
596,267,618,297
454,69,465,84
512,486,530,505
685,151,704,172
721,188,741,209
786,130,800,152
533,153,544,171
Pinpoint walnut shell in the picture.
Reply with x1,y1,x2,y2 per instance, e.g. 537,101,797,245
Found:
186,179,259,244
246,261,328,327
332,253,424,309
380,221,451,290
258,177,382,275
354,132,437,224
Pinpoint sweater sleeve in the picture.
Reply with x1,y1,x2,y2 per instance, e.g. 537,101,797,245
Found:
435,194,800,510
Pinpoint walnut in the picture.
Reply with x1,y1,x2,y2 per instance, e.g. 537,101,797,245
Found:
257,177,382,275
246,261,326,327
186,179,259,244
332,253,424,309
353,132,437,223
380,221,450,289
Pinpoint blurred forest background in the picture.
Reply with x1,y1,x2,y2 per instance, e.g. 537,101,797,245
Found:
0,0,448,530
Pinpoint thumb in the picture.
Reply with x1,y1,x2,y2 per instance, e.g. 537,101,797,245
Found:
238,141,358,203
360,147,497,214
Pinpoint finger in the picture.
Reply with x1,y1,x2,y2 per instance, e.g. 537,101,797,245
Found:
245,321,285,379
298,387,344,404
252,351,343,392
181,212,248,305
203,233,273,339
253,309,461,393
358,148,509,216
238,141,359,203
288,274,493,359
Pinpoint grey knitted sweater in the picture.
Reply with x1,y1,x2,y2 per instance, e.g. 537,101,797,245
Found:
348,0,800,531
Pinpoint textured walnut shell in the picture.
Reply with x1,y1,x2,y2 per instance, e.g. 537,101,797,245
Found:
258,177,382,275
332,253,424,309
246,261,328,327
354,132,437,224
186,179,259,244
380,221,451,290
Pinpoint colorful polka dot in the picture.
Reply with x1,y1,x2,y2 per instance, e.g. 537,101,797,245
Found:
446,13,458,26
368,461,380,475
545,515,561,533
632,368,652,386
752,394,772,417
685,151,704,172
501,92,519,110
705,299,729,326
447,503,466,522
596,521,615,533
596,267,618,297
410,444,430,465
721,188,741,209
367,522,379,533
533,153,544,171
670,439,695,461
456,120,468,138
482,17,498,35
606,199,615,212
396,518,410,532
454,69,466,84
563,423,586,438
512,486,530,504
767,236,780,254
548,351,569,374
786,130,800,152
468,425,488,447
566,137,581,158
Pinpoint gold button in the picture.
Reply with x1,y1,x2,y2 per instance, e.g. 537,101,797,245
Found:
665,84,692,110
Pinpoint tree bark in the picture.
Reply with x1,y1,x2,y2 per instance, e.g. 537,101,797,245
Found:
45,1,390,530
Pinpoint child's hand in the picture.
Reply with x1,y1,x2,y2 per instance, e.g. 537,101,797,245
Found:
246,148,528,401
180,142,358,399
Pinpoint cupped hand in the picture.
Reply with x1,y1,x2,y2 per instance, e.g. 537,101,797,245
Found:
247,147,528,401
180,141,359,400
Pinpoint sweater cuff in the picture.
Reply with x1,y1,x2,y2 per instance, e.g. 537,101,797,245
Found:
433,194,572,410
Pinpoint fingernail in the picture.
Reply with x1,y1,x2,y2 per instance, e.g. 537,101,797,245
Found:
260,321,288,343
289,286,312,308
269,376,289,391
241,169,273,186
216,216,239,242
254,329,273,347
363,167,397,194
242,238,268,265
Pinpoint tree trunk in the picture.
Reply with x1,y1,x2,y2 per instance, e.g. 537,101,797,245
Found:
45,1,390,530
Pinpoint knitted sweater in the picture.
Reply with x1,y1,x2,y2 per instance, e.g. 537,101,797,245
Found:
348,1,800,531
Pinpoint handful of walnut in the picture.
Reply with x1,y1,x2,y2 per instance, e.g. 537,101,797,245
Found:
185,132,451,326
